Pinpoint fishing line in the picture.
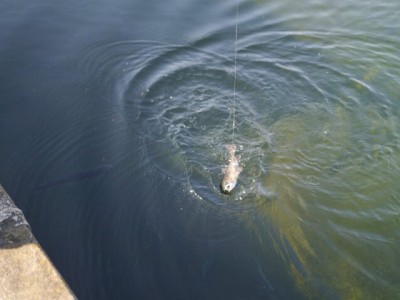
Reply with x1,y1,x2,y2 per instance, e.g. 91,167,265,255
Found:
232,0,239,143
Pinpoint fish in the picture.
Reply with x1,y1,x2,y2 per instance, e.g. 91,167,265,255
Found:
221,144,243,194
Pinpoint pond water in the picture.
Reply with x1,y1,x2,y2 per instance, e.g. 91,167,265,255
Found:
1,0,400,299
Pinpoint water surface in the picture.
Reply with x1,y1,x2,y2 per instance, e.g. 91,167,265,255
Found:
1,0,400,299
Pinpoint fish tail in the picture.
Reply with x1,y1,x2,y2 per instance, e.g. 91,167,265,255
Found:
225,144,236,156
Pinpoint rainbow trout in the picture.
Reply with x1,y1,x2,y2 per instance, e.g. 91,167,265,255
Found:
221,144,243,194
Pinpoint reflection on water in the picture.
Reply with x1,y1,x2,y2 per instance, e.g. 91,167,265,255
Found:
1,0,400,299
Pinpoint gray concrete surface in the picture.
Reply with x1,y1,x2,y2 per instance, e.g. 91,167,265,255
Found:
0,185,76,300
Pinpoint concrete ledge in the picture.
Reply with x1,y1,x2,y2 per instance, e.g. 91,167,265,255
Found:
0,185,76,300
0,243,76,300
0,185,35,248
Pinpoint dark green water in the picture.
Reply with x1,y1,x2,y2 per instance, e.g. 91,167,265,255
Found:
0,0,399,299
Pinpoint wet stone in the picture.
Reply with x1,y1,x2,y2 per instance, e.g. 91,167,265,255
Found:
0,185,36,248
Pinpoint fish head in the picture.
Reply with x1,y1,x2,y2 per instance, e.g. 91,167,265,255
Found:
220,179,237,194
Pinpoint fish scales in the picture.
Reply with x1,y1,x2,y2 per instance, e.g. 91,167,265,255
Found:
221,144,242,193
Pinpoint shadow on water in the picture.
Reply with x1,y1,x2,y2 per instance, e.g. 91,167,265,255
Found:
32,164,113,192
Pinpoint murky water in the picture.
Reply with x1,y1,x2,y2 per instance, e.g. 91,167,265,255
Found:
1,0,400,299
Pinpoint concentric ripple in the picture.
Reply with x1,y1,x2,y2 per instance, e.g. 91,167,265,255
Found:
81,39,278,210
3,0,400,299
79,13,400,297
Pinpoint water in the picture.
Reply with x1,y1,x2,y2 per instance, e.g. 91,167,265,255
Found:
1,0,400,299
